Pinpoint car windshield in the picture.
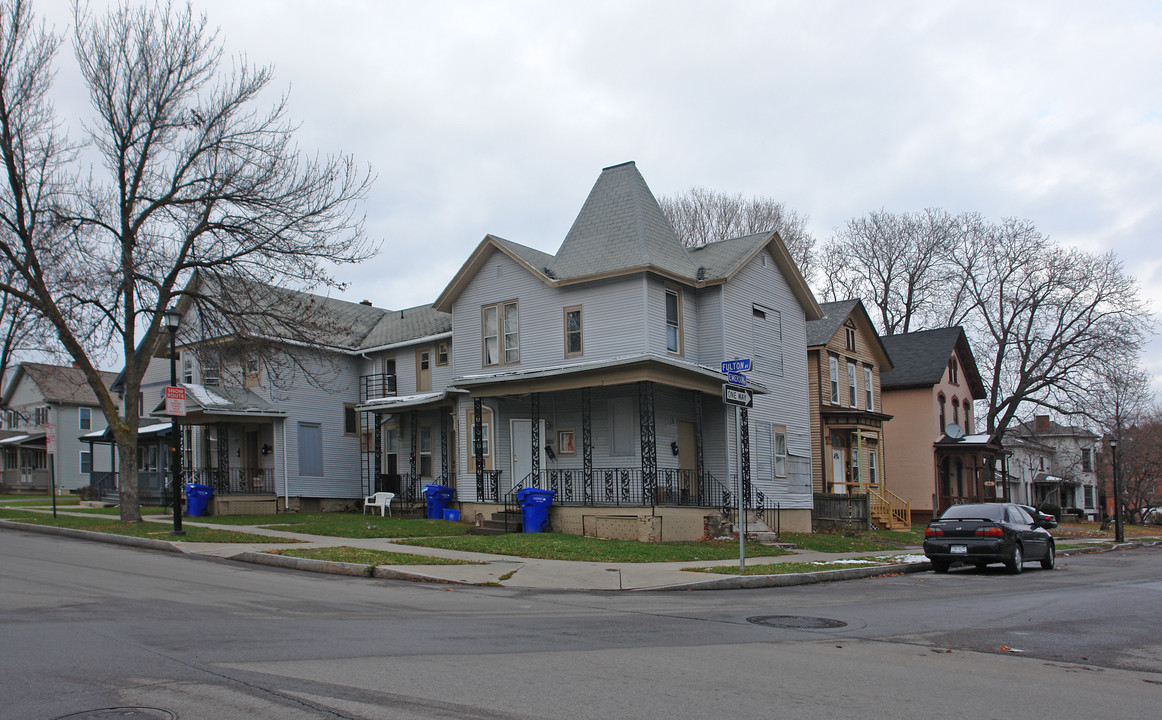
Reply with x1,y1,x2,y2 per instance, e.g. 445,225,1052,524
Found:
940,504,1004,521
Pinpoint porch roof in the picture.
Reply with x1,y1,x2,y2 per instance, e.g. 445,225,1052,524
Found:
356,390,452,414
0,432,44,447
451,352,767,397
1033,472,1078,486
81,421,173,444
148,384,286,424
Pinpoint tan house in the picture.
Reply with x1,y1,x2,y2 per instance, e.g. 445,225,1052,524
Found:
879,327,1003,524
806,299,907,529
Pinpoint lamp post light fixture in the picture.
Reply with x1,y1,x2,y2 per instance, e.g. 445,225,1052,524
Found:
164,307,185,536
1109,436,1123,543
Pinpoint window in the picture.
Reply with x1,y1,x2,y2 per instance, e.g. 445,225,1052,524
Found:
244,352,261,388
829,356,839,404
851,447,860,485
419,426,433,477
343,405,358,436
948,358,959,385
182,355,193,384
610,397,635,456
34,406,49,426
868,450,878,484
297,422,323,476
773,426,787,477
482,301,519,365
383,426,399,475
80,451,92,474
752,304,783,376
845,325,856,351
847,362,857,407
964,403,972,434
564,306,583,358
864,367,874,411
1081,448,1092,472
201,354,220,386
665,287,682,354
436,340,450,367
79,407,91,430
938,394,946,432
1084,485,1094,508
952,398,960,426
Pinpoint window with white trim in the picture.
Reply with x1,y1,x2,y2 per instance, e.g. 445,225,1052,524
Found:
80,450,92,474
829,356,839,404
847,362,857,407
79,407,91,430
868,450,878,484
564,306,583,358
772,425,787,478
864,367,874,411
665,288,682,354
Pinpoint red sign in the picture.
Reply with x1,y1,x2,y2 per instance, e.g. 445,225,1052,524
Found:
45,422,56,455
165,386,186,417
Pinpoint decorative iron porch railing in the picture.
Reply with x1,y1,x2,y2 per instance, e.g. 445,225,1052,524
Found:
359,374,397,403
181,468,275,495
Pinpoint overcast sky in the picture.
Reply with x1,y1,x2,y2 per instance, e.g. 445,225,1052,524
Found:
40,0,1162,391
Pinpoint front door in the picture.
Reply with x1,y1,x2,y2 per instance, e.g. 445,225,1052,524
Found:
832,448,846,494
510,419,546,487
416,347,432,392
678,421,697,501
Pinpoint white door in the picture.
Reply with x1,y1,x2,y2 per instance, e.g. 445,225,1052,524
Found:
832,448,846,494
511,419,547,487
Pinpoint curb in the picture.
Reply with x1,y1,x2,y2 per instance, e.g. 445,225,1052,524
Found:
0,519,184,554
231,551,465,584
642,559,933,591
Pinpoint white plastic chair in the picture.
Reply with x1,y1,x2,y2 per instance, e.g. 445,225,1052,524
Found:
363,491,395,517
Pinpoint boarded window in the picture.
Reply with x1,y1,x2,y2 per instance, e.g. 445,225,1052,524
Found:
298,422,323,477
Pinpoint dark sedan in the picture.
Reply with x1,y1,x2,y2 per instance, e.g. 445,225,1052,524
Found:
924,502,1056,574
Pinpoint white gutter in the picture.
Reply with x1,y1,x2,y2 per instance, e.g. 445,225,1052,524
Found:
354,331,452,356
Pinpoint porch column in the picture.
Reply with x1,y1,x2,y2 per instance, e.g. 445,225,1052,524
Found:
374,413,382,493
638,381,657,502
581,388,593,504
694,392,704,478
531,393,540,484
218,423,229,491
409,411,418,480
740,407,751,506
440,409,449,483
473,397,484,500
857,430,864,491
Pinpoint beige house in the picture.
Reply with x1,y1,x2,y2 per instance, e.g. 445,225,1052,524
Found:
805,300,907,528
879,327,1002,524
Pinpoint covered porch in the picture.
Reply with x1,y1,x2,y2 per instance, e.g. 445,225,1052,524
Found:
0,432,49,492
934,433,1005,515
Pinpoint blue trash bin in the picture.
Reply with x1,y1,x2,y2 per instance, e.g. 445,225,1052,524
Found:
423,484,455,520
516,488,555,533
184,483,214,517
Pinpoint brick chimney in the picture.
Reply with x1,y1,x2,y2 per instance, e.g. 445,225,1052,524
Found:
1035,415,1051,433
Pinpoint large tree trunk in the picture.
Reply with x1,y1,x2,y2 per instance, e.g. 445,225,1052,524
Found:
112,422,140,522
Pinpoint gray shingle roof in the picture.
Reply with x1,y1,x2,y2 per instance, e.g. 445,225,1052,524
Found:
361,304,452,350
878,327,985,398
686,232,770,281
548,162,699,281
805,299,861,347
4,363,119,406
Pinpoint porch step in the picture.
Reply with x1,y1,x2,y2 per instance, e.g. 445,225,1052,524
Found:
468,510,522,535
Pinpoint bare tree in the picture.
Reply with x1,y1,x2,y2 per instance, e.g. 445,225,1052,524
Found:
658,186,817,281
949,219,1152,443
1101,403,1162,523
0,0,376,520
0,283,46,392
817,208,969,334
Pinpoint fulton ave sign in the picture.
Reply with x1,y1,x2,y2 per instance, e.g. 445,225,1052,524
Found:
722,383,753,408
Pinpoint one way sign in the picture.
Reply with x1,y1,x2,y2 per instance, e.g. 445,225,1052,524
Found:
722,383,754,408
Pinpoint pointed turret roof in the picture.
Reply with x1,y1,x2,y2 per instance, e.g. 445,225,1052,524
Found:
547,162,699,282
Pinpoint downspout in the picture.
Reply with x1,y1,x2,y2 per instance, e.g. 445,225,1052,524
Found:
282,418,289,512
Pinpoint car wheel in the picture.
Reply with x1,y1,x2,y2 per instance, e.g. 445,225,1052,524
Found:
1006,543,1024,574
1040,543,1055,570
931,559,950,574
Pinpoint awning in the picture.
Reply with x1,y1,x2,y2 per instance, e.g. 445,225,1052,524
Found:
357,390,451,414
0,432,45,447
81,422,173,444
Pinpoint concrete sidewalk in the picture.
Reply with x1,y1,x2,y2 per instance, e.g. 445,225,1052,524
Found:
2,505,1138,591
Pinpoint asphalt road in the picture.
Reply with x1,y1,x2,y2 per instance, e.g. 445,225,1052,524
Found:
2,528,1160,720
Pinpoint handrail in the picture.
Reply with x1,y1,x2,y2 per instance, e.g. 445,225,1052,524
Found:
869,485,911,528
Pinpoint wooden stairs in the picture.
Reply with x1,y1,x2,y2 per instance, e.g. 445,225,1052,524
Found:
869,486,911,530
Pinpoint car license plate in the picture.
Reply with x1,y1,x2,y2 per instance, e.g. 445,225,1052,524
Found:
951,545,967,554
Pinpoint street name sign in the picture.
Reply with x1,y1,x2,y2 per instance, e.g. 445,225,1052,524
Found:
721,359,751,374
165,386,186,417
722,383,754,408
727,372,747,386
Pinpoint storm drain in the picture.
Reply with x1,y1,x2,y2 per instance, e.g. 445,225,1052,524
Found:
747,615,847,629
53,708,176,720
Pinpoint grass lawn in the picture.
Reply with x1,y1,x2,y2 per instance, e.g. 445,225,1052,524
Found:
687,554,921,576
779,531,904,553
1054,521,1162,540
189,512,473,539
70,506,169,516
396,533,794,563
268,546,482,566
0,508,294,543
0,496,81,507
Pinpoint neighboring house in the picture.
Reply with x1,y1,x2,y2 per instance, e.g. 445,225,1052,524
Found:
0,363,119,492
361,161,822,536
879,327,1003,524
805,299,907,529
1006,415,1099,520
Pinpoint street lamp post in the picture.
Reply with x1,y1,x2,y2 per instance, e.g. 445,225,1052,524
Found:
164,307,185,536
1110,437,1123,543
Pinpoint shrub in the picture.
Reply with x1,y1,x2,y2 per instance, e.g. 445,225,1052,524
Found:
1036,502,1062,520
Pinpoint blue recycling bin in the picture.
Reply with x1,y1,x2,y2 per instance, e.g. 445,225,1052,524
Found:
423,484,455,520
184,483,213,517
516,488,555,533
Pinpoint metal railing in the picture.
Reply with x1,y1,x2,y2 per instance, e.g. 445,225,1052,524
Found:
503,467,731,513
359,374,397,403
181,467,275,495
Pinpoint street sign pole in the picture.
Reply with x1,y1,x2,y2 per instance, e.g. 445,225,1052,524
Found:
737,405,745,573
